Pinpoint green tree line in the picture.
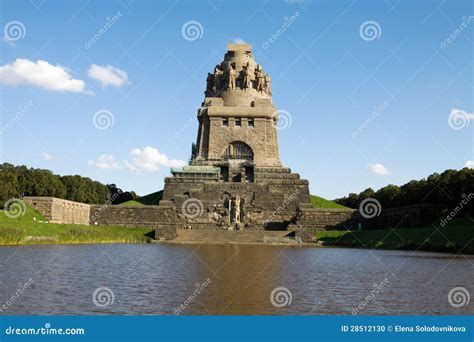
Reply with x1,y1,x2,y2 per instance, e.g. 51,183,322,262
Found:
335,168,474,215
0,163,137,205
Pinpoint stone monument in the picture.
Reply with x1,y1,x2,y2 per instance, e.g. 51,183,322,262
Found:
155,44,313,239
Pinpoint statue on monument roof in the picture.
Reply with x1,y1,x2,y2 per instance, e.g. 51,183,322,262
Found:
213,65,223,93
264,74,272,95
206,72,214,95
256,65,264,92
225,62,236,90
242,62,252,90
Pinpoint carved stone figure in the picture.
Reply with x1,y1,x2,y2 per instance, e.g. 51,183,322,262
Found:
206,72,214,94
264,74,272,95
213,65,223,92
255,66,264,92
242,62,252,89
226,63,236,90
234,195,241,224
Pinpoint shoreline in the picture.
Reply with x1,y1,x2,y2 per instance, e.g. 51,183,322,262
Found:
0,238,471,255
1,208,471,254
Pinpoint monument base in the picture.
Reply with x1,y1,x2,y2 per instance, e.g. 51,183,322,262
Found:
154,167,312,239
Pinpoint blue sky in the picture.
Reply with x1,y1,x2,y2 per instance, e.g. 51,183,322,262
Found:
1,0,472,199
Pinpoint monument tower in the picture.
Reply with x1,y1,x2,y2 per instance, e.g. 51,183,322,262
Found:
194,43,281,173
155,44,313,238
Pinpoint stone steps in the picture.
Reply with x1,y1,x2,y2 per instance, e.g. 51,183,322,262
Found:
254,173,300,179
254,168,292,173
173,229,297,244
254,179,309,185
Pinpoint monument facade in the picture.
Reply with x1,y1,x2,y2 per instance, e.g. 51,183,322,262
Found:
155,43,314,238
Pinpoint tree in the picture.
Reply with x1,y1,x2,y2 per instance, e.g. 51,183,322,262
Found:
334,168,474,216
0,163,124,205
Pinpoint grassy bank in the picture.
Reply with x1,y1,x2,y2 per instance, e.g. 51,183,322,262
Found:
0,206,155,246
315,218,474,254
120,190,163,206
310,195,348,209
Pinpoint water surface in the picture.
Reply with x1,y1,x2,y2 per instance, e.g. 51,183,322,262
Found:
0,244,472,315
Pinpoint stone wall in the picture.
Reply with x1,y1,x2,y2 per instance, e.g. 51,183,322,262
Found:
363,204,441,229
90,205,162,227
293,206,359,241
24,196,90,225
293,203,441,242
23,196,441,242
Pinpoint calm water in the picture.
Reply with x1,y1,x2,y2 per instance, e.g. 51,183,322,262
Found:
0,244,472,315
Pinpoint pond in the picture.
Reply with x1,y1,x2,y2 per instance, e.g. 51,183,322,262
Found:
0,244,472,315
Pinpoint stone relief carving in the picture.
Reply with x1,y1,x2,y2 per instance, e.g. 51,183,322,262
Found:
234,195,241,224
204,61,272,95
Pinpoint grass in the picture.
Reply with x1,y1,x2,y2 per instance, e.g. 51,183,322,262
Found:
120,190,163,206
0,206,155,246
310,195,349,209
315,217,474,254
118,200,144,207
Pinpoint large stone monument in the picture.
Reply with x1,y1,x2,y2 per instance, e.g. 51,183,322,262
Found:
155,44,313,239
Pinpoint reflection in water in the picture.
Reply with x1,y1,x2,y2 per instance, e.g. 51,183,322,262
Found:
0,244,472,315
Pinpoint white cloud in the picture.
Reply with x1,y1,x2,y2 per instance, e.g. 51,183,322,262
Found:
233,38,246,44
368,163,391,176
88,64,128,87
464,160,474,169
88,147,186,174
40,152,54,161
88,154,121,170
0,58,86,93
124,146,186,174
